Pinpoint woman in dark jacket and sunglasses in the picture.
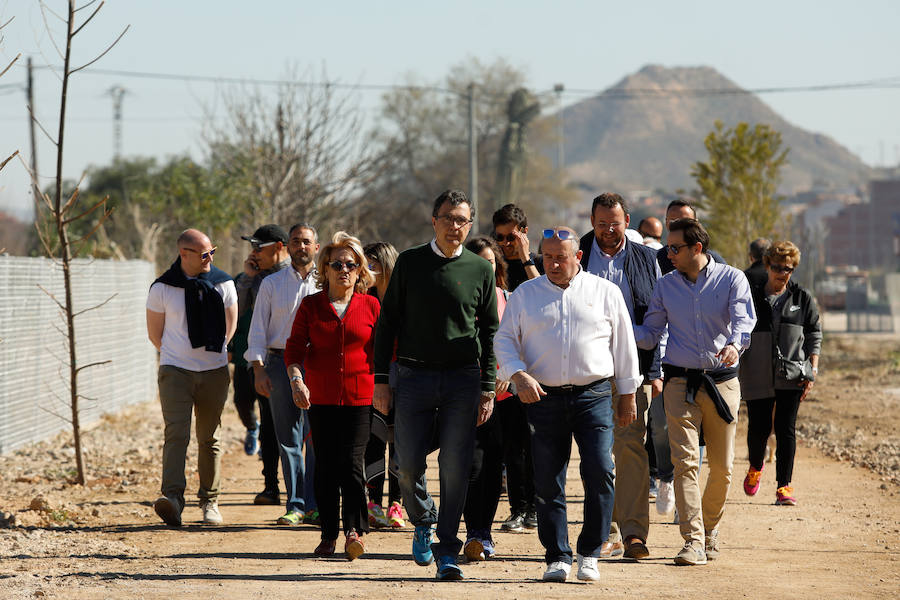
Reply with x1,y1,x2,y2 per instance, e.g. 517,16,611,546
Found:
738,241,821,506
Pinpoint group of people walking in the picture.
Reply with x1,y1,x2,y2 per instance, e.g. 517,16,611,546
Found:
145,188,822,582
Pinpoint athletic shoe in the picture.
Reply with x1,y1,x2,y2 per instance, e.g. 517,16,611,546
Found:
705,529,720,560
253,489,280,505
523,510,538,529
776,486,797,506
463,537,485,562
412,524,434,566
599,540,624,558
345,530,365,561
367,502,389,528
656,480,675,515
542,561,570,582
435,555,463,580
674,541,707,566
501,512,525,532
244,423,260,456
743,466,763,496
200,499,223,525
276,510,303,526
482,535,496,559
576,553,600,581
387,501,405,528
648,477,658,500
303,509,321,525
153,495,182,527
314,538,336,557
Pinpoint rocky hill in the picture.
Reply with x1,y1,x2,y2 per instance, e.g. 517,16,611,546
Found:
561,64,871,193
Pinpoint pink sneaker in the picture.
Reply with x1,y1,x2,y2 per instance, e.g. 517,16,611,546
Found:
386,501,405,528
367,502,389,528
743,466,763,496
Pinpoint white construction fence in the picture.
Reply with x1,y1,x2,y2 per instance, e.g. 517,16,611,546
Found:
0,256,157,454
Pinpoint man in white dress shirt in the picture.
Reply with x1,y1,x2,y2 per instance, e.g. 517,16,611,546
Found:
494,226,641,583
245,223,320,526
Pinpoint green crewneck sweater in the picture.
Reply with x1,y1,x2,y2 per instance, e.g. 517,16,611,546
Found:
374,243,499,392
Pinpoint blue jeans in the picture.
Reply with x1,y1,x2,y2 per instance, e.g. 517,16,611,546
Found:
649,392,675,483
394,363,481,559
265,353,316,513
526,379,615,565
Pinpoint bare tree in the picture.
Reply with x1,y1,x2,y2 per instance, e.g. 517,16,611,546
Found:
25,1,129,485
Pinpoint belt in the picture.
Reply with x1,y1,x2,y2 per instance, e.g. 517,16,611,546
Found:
267,348,284,356
540,378,609,396
397,357,476,371
662,364,737,423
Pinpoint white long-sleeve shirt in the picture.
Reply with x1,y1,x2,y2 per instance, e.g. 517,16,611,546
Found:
244,265,318,364
494,270,642,394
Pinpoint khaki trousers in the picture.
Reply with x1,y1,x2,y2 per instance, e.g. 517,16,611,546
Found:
609,384,651,544
158,365,230,507
664,376,741,545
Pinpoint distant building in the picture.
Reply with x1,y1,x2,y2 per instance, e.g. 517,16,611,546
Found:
824,179,900,271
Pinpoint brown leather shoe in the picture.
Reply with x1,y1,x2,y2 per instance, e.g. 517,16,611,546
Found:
314,538,336,557
623,537,650,560
345,530,365,561
599,540,624,558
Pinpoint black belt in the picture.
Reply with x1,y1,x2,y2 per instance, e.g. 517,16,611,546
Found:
540,378,609,396
267,348,284,356
397,357,475,371
662,364,737,423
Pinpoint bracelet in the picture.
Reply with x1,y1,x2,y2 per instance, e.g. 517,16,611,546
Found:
290,375,303,384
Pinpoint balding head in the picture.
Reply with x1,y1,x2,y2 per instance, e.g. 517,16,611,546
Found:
177,228,211,250
638,217,663,241
541,226,582,288
177,228,215,277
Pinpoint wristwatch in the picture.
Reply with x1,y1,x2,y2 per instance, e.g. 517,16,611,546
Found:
481,391,496,401
522,258,535,267
290,375,303,384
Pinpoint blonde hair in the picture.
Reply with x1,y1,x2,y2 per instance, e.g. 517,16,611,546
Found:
764,240,801,268
315,231,375,293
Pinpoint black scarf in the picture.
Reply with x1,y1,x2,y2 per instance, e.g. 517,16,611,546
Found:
153,257,232,352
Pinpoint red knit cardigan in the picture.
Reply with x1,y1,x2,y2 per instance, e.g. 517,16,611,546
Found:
283,290,380,407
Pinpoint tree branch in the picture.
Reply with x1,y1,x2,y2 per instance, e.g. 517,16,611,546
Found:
72,293,117,318
39,2,66,60
0,53,20,79
37,284,66,311
63,193,106,225
74,359,112,374
70,25,130,73
0,150,19,171
73,1,104,36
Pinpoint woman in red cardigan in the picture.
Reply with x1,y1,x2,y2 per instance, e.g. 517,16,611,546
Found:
285,231,379,560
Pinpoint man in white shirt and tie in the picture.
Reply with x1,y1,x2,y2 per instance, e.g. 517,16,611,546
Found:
494,226,641,584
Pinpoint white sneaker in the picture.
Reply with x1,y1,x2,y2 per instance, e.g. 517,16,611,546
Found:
542,561,571,582
576,554,600,581
656,480,675,515
200,499,223,525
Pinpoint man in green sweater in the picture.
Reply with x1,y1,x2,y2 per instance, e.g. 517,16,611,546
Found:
374,189,499,581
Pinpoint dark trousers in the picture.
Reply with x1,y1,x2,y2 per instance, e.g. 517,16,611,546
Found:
497,396,535,515
463,411,503,536
526,380,615,565
257,395,280,492
364,409,402,506
746,389,802,487
231,364,259,431
308,404,371,540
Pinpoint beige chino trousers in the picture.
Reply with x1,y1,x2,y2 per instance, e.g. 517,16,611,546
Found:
609,383,651,544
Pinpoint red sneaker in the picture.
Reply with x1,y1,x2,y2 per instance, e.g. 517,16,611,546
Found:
743,466,763,496
775,486,797,506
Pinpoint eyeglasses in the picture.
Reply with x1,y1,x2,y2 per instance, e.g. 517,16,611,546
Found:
185,246,217,260
328,260,360,272
435,214,473,228
543,228,573,241
250,241,278,252
595,221,624,231
770,264,795,274
666,243,690,255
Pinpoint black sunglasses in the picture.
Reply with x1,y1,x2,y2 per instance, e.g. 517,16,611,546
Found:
542,229,573,241
492,232,517,243
328,260,360,272
770,264,794,274
666,243,690,255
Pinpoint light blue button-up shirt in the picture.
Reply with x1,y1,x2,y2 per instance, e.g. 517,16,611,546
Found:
634,255,756,370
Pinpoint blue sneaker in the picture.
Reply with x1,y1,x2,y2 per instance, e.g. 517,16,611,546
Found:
435,555,463,580
482,535,496,559
244,423,259,456
412,524,434,566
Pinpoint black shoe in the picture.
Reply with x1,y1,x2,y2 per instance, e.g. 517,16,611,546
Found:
523,510,538,529
254,489,281,505
501,512,525,532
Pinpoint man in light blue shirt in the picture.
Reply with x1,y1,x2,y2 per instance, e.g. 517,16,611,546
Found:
634,218,756,567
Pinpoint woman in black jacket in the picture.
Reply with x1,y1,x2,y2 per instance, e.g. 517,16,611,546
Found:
738,241,821,506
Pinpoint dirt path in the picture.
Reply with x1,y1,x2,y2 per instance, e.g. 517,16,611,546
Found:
1,333,899,599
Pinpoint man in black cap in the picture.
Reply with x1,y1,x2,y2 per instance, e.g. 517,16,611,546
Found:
244,223,321,526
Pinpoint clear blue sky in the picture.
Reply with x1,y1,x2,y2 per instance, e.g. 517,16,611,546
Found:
1,0,898,219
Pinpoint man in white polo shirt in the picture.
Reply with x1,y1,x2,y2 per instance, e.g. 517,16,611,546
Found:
146,229,238,526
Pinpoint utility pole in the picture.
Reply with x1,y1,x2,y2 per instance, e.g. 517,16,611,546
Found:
26,57,40,207
467,83,479,233
106,85,126,159
554,83,565,174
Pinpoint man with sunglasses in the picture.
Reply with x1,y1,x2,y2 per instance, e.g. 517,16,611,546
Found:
147,229,238,526
577,192,663,561
373,189,499,581
245,223,321,527
656,199,727,274
495,225,641,582
634,218,756,566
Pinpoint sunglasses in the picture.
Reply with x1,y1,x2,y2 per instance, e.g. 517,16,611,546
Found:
492,232,518,243
250,240,278,251
666,243,690,255
186,246,217,260
328,260,360,272
770,264,794,274
542,229,573,241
